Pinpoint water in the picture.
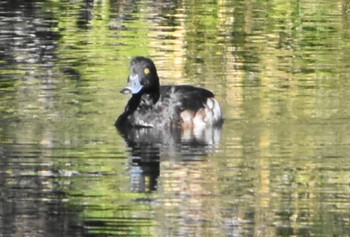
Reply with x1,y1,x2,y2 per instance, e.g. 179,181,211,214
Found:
1,0,350,236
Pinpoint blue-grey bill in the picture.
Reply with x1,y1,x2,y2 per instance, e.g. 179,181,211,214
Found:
120,74,143,94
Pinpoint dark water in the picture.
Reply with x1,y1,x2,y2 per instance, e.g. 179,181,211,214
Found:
1,0,350,236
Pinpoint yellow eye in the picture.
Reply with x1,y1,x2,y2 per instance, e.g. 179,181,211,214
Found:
144,68,150,74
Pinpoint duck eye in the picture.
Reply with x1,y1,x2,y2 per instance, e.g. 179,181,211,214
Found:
144,68,150,75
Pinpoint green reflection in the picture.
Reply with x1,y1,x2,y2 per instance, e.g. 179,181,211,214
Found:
1,0,350,236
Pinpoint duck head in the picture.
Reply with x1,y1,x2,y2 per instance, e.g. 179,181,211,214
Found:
120,57,160,95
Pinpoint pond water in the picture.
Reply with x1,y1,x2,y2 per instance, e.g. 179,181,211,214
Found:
1,0,350,236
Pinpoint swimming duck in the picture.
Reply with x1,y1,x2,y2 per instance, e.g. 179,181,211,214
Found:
115,57,223,129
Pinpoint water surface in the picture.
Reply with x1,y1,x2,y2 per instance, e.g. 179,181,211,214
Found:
1,0,350,236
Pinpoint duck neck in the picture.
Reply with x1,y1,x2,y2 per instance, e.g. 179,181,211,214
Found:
145,86,160,104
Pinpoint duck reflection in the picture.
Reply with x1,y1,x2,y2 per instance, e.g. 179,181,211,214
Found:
117,125,222,193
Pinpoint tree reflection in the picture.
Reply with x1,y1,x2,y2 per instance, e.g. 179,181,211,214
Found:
1,0,350,235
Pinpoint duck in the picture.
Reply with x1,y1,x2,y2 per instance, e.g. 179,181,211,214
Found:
115,57,223,130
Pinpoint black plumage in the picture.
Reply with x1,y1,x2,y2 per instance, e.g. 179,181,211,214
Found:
115,57,223,129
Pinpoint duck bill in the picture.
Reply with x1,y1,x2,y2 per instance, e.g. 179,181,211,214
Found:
120,74,143,94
